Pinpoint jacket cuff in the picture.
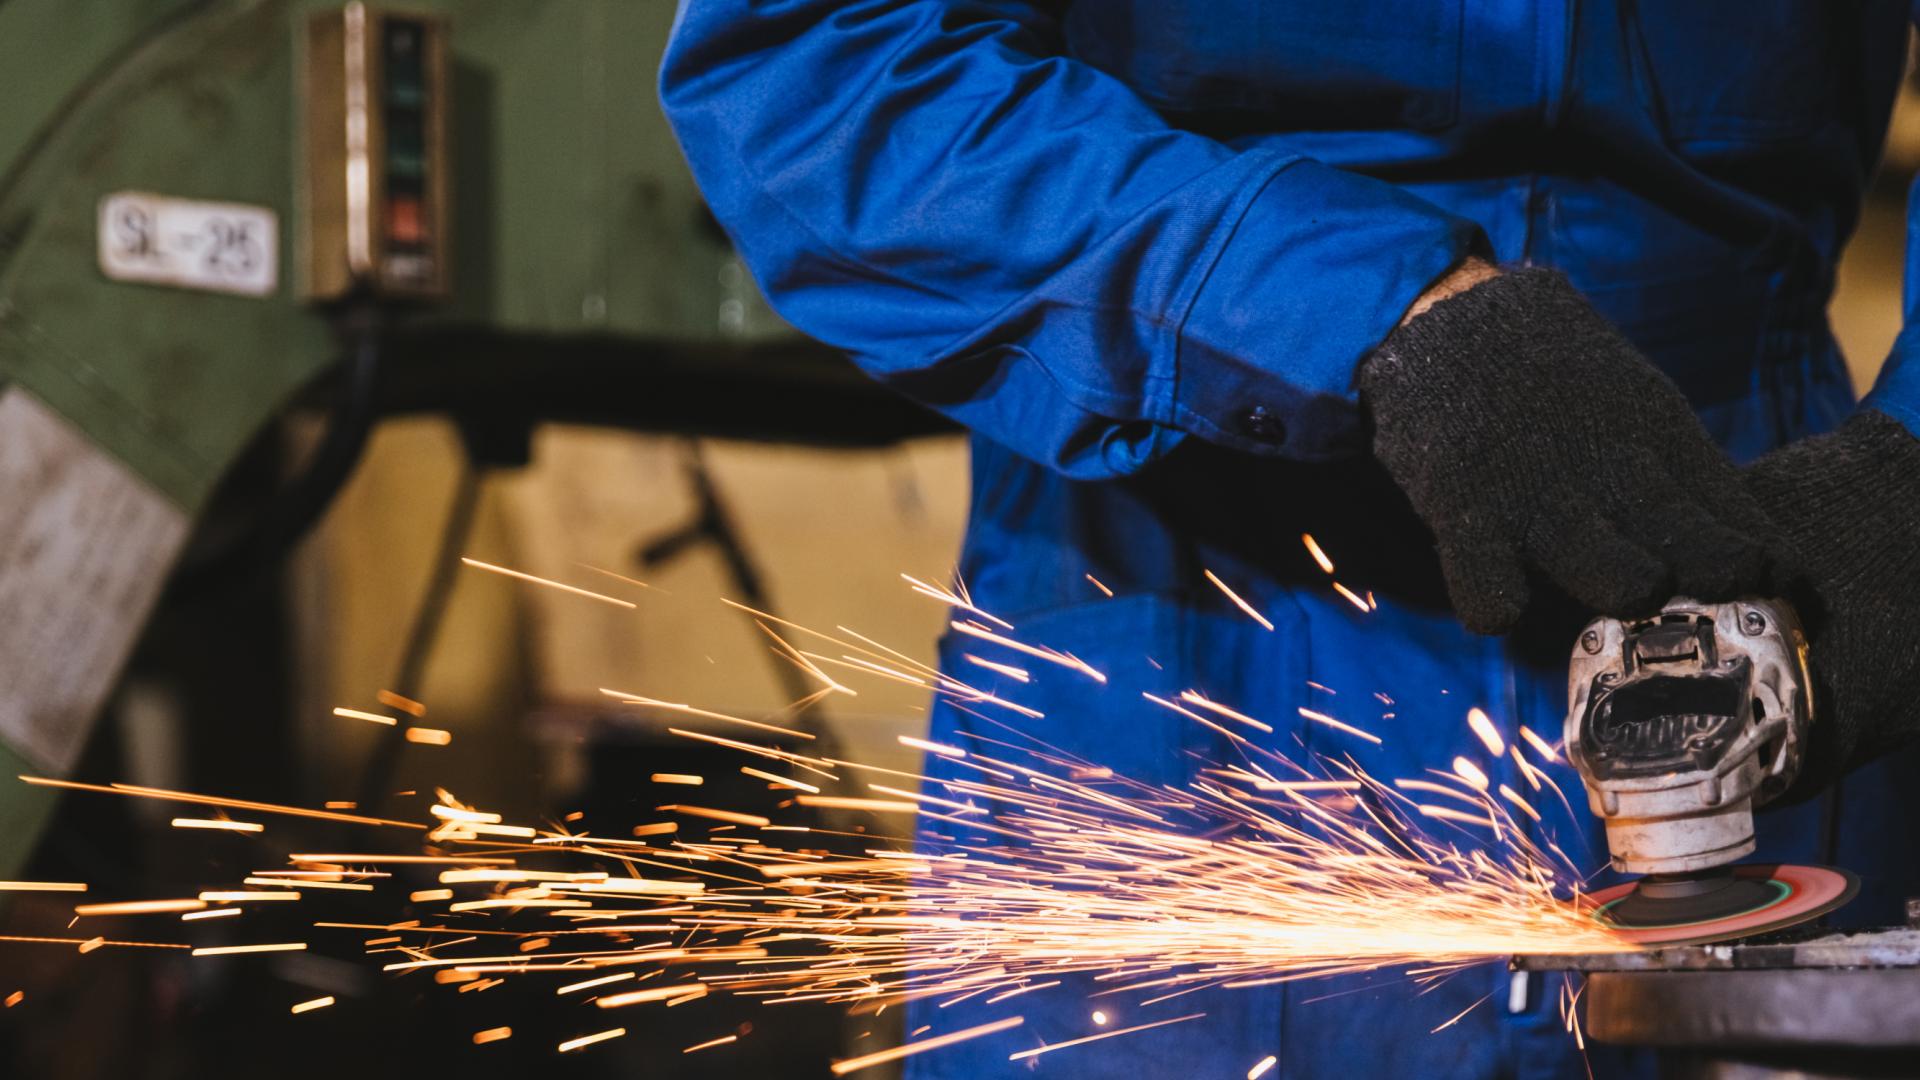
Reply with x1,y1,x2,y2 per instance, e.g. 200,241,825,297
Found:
1169,156,1486,462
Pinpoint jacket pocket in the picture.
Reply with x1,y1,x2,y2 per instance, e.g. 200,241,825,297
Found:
1066,0,1463,131
1626,0,1831,146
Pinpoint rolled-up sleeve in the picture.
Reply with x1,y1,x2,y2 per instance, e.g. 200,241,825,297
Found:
661,0,1482,478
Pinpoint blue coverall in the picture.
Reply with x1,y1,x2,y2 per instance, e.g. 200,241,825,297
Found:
662,2,1920,1075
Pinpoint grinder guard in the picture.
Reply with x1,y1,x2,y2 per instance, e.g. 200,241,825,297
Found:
1565,599,1810,875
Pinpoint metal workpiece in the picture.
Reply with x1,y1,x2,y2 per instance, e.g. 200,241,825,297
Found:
1511,928,1920,973
1566,598,1810,876
1584,969,1920,1050
1516,929,1920,1070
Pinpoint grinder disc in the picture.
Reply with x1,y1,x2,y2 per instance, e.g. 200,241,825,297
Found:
1582,863,1858,946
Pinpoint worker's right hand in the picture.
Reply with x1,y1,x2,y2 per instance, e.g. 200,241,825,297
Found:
1745,410,1920,789
1358,265,1774,635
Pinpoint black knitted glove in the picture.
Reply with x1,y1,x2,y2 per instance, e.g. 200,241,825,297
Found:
1746,410,1920,789
1360,267,1774,634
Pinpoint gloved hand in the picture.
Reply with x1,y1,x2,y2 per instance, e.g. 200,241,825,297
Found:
1360,266,1774,634
1745,409,1920,787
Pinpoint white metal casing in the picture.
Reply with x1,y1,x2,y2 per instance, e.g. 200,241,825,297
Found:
1564,598,1810,875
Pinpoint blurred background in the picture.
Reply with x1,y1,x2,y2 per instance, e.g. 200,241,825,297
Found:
0,2,1914,1077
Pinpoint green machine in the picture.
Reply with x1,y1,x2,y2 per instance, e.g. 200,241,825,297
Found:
0,0,941,877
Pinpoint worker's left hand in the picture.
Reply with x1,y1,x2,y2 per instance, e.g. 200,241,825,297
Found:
1746,410,1920,788
1361,266,1776,634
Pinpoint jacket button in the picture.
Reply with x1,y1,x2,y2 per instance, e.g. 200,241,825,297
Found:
1242,405,1286,443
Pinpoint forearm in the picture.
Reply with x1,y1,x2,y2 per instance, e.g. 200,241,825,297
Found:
662,0,1482,477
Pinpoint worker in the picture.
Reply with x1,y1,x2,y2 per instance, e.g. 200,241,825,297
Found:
661,3,1920,1076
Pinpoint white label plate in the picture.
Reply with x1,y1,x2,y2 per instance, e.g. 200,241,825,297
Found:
97,191,278,297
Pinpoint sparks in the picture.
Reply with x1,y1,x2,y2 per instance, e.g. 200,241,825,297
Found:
655,805,770,827
1008,1013,1205,1061
6,571,1635,1076
597,983,708,1008
1331,581,1371,613
557,1028,628,1053
1509,745,1544,792
1498,784,1542,823
742,766,820,793
603,689,815,740
17,776,423,830
74,899,206,916
1180,691,1274,734
899,735,967,759
244,878,372,892
1466,708,1506,756
1203,569,1274,631
963,654,1030,682
1451,757,1491,791
1518,725,1560,762
190,943,307,957
901,573,1014,629
946,621,1107,683
1301,533,1335,574
430,804,500,824
793,795,918,814
557,972,634,995
1296,707,1383,745
460,558,638,609
171,818,263,833
376,690,427,717
283,854,512,864
181,908,241,922
830,1017,1025,1076
0,934,188,950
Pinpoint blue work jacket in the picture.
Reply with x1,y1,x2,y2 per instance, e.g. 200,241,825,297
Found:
663,3,1920,1076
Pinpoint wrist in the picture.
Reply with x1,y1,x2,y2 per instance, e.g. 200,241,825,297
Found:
1399,256,1501,327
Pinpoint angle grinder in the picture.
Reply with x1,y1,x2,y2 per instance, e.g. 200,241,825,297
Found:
1563,598,1857,945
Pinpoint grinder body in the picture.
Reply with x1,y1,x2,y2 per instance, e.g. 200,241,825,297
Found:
1564,598,1810,876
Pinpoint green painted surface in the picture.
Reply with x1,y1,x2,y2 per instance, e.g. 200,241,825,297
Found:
0,0,331,512
422,0,784,339
0,0,205,178
0,0,790,864
0,0,783,515
0,743,59,883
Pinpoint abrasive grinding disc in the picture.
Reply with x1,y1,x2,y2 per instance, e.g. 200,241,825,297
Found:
1583,863,1859,947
